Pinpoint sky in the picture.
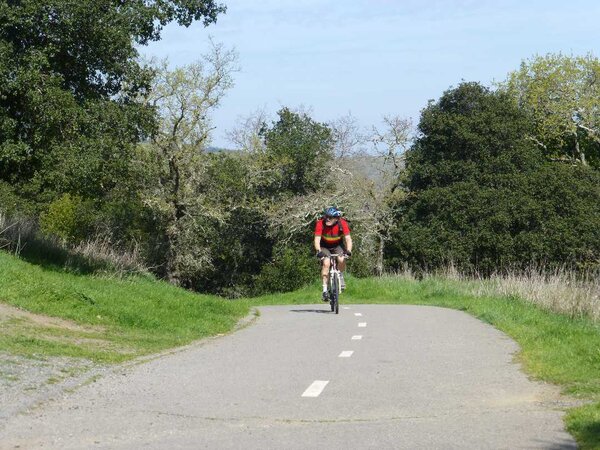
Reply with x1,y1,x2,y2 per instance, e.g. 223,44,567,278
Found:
142,0,600,148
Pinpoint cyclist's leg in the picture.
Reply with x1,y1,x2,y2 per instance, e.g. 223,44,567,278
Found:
320,247,332,299
333,245,347,291
334,245,346,271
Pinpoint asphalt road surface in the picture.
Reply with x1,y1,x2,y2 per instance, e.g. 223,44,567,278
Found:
0,305,576,449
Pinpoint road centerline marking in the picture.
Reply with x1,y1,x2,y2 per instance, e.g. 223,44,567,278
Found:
302,380,329,397
358,322,367,327
339,351,354,358
354,313,363,316
352,335,363,340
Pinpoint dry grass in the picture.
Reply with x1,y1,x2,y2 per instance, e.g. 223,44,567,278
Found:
386,262,600,322
70,237,148,277
473,269,600,322
419,264,600,322
0,213,35,254
0,211,148,277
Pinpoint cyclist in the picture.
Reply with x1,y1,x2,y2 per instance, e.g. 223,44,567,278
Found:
314,206,353,301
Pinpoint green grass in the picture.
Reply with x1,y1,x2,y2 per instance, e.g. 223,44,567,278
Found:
0,251,249,363
1,251,599,448
567,403,600,449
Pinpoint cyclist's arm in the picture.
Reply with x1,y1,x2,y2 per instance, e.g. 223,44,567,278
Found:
344,234,353,253
314,235,322,253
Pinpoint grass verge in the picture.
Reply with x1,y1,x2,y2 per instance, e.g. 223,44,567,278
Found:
247,275,600,449
0,251,249,363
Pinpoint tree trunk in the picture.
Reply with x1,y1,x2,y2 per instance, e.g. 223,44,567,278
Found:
376,235,384,277
575,135,588,165
165,229,181,286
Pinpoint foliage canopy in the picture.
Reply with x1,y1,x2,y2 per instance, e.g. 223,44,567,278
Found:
0,0,225,206
387,82,600,273
502,53,600,168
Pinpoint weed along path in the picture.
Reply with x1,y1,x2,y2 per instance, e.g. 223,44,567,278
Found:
0,305,576,449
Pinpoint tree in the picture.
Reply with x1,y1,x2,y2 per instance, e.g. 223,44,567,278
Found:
390,168,600,273
226,108,268,154
257,112,414,279
0,0,225,99
223,108,342,290
261,108,335,196
404,82,541,192
386,82,600,273
502,53,600,168
0,0,226,207
366,116,413,275
326,115,414,277
138,42,237,284
330,113,366,159
370,115,412,177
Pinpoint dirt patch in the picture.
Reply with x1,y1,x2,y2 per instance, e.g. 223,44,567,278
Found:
0,302,137,358
0,307,259,427
0,302,105,333
0,305,116,425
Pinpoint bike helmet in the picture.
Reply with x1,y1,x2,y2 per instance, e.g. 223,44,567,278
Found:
324,206,342,218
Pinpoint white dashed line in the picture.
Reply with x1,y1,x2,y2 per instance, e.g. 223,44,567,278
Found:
338,351,354,358
358,322,367,328
342,307,351,310
351,335,363,340
354,313,363,317
302,380,329,397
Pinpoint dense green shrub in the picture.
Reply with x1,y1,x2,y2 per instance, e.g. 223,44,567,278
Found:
0,181,35,216
346,247,376,278
39,194,96,243
386,82,600,274
193,207,274,297
253,247,316,295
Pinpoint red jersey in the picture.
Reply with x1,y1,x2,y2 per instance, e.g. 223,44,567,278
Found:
314,218,351,248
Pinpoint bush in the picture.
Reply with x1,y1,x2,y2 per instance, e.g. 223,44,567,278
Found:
388,168,600,273
253,247,316,295
39,194,95,243
0,181,36,216
346,248,376,278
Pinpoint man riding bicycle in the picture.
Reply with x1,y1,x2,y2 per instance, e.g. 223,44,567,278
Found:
314,206,353,301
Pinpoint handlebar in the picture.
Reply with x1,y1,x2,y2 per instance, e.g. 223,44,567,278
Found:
316,251,351,260
320,253,348,259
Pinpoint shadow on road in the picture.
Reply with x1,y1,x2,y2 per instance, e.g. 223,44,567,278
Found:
533,437,578,449
289,309,332,314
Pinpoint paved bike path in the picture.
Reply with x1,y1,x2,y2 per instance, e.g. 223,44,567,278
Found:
0,305,576,449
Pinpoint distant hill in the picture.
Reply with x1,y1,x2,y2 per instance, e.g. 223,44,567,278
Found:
205,146,237,153
203,147,404,187
341,153,405,187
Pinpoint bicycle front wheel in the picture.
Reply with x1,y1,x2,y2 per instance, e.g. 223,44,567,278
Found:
331,272,340,314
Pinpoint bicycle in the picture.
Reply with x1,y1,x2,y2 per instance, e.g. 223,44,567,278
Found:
324,253,344,314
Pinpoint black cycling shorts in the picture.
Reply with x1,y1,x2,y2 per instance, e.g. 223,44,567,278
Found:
320,246,344,258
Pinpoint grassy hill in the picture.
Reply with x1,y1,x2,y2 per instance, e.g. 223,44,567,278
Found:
0,251,249,363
